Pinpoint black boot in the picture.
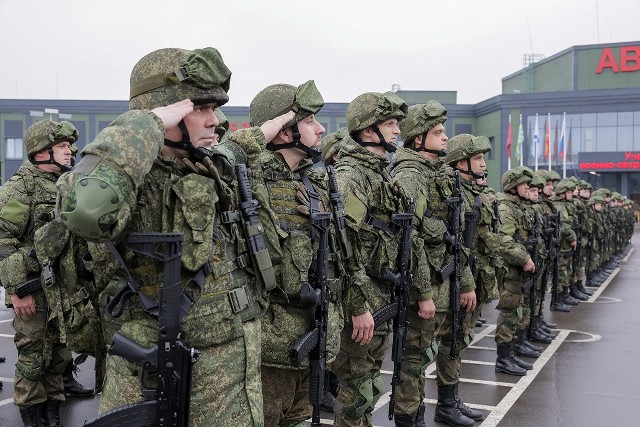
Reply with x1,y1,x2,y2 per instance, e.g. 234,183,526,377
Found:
41,399,63,427
528,328,552,344
63,362,93,398
523,338,543,353
434,384,475,426
578,281,593,296
561,288,580,305
478,316,487,324
453,382,484,421
551,300,571,312
514,330,540,358
395,401,426,427
19,403,44,427
570,283,589,301
495,343,527,376
415,401,427,427
539,317,557,329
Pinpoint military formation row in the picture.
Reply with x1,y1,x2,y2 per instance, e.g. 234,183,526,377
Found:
0,45,634,427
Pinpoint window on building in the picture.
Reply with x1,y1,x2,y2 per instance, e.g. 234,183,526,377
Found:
487,136,495,160
6,138,23,159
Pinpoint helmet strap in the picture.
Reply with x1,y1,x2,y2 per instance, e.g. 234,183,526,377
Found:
266,124,322,163
357,124,396,153
414,132,446,156
29,148,72,172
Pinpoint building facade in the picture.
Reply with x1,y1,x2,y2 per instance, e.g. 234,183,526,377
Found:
2,41,640,199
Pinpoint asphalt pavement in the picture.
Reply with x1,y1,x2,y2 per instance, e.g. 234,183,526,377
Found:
1,226,638,426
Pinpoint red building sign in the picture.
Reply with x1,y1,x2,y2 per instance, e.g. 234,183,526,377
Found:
579,152,640,171
596,46,640,74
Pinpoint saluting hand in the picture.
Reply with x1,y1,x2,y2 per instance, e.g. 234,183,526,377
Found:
261,112,296,142
152,99,194,132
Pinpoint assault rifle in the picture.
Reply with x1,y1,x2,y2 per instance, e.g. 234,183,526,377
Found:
463,195,482,272
524,213,540,337
585,233,594,283
326,165,353,260
371,200,415,420
84,233,197,427
491,199,501,233
571,209,584,284
445,171,464,361
538,210,556,313
550,210,562,307
236,163,276,291
289,211,332,427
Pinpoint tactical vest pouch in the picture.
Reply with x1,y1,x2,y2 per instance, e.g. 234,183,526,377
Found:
280,232,313,296
171,174,218,272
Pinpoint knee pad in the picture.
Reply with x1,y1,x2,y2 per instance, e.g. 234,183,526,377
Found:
17,350,45,381
370,371,384,409
406,339,438,378
337,374,374,420
48,345,72,375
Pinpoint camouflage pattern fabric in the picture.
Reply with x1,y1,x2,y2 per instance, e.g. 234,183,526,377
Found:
261,366,311,427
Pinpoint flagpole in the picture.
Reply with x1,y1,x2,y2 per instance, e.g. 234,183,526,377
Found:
547,113,552,171
519,113,524,167
562,112,567,178
507,114,512,170
533,113,540,170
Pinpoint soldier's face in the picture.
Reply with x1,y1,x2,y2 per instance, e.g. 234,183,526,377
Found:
375,118,400,145
543,181,554,197
35,141,72,172
297,114,325,148
516,182,530,199
565,191,574,200
468,153,486,175
594,202,603,211
182,103,220,149
424,123,448,152
580,189,590,198
528,187,539,202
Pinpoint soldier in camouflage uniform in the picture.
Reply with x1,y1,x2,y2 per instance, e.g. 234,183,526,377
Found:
246,81,346,427
0,120,77,426
567,180,591,302
56,47,292,427
587,194,606,285
392,105,478,427
330,92,434,427
494,167,537,377
575,180,595,297
551,179,580,308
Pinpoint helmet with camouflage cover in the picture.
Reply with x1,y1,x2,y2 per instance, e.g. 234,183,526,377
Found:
444,133,491,179
399,101,447,155
578,180,593,190
554,178,577,195
501,166,533,192
588,194,605,205
535,169,561,183
321,127,350,165
249,80,325,161
25,120,78,172
214,109,229,139
529,174,545,189
347,91,407,153
129,47,231,110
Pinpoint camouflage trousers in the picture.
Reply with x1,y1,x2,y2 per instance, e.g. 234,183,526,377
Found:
330,329,389,427
558,252,573,291
393,306,476,416
99,318,264,427
495,280,524,345
12,306,68,407
261,365,310,427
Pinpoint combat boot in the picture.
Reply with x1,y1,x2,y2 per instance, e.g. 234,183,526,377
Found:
19,403,44,427
523,338,544,353
561,288,580,305
41,399,63,427
510,343,534,371
570,283,589,301
394,412,416,427
551,300,571,312
577,281,593,296
539,317,557,329
514,330,540,358
453,382,484,421
434,384,475,426
528,328,552,344
63,362,93,398
495,343,527,376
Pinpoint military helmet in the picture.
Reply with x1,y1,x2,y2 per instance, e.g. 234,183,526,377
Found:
502,166,533,192
321,127,350,165
578,180,593,190
129,47,231,110
444,134,491,165
529,174,545,189
399,101,447,144
249,80,324,128
588,194,605,205
535,169,561,183
347,91,407,133
555,178,577,194
611,191,622,201
25,120,78,157
214,109,229,138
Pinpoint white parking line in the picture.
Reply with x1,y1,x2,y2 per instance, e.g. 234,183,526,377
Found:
622,248,634,262
587,268,619,301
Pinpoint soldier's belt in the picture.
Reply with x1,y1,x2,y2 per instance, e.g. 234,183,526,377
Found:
15,277,42,299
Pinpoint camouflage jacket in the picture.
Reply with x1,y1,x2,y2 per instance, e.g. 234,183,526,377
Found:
391,148,472,312
57,111,271,350
0,161,56,306
552,197,578,253
496,193,532,283
336,140,431,332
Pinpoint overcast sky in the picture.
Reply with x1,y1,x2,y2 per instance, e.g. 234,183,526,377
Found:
1,0,637,107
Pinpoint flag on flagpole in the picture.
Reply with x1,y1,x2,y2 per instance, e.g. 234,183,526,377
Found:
544,115,550,160
533,114,540,170
553,119,559,173
516,114,524,166
506,114,512,158
567,120,572,163
561,112,567,178
558,114,566,159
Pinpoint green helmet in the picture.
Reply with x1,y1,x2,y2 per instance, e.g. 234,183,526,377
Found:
502,166,533,192
588,194,605,205
578,180,593,190
249,80,324,127
129,47,231,110
399,101,447,146
535,169,561,183
611,191,622,201
555,178,577,194
214,109,229,138
321,127,350,165
25,120,78,157
444,134,491,165
346,91,407,133
529,174,545,189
